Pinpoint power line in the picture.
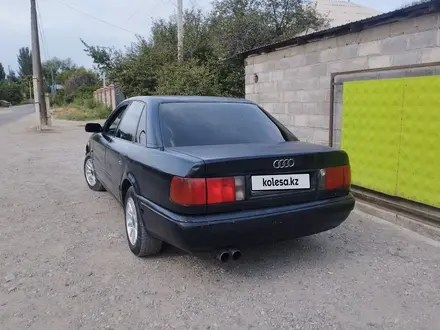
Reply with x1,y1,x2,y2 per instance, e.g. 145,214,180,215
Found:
52,0,143,36
36,0,50,61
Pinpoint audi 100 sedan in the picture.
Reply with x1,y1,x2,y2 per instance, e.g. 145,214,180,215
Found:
83,96,355,261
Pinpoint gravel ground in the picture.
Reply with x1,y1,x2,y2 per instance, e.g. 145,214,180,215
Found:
1,115,439,330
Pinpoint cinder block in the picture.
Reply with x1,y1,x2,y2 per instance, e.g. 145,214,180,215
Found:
293,115,308,127
269,70,284,82
257,72,270,83
292,127,314,142
338,44,359,60
304,41,321,53
408,30,438,50
300,78,320,90
305,51,320,65
319,76,330,89
303,102,322,115
380,35,408,55
267,48,290,61
327,61,344,74
311,63,328,77
246,94,259,103
336,32,360,46
360,24,391,43
313,128,329,144
308,115,329,129
420,47,440,63
253,54,269,65
391,51,420,66
283,91,302,102
319,48,339,62
274,114,292,126
245,65,254,75
415,13,439,31
253,63,265,73
389,17,418,37
301,90,323,103
368,55,392,69
317,37,338,51
342,57,368,71
290,54,306,67
259,92,281,103
277,57,293,70
286,102,304,115
245,84,254,94
358,41,381,56
284,68,300,80
271,103,287,114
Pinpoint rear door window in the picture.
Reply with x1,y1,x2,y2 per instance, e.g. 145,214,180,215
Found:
159,102,287,147
116,101,145,142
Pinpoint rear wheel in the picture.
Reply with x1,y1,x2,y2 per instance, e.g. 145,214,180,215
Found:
84,154,105,191
124,186,162,257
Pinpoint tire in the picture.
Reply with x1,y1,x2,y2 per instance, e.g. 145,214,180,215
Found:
84,154,105,191
124,186,162,257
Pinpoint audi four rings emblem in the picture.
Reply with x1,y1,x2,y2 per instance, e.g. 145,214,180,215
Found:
273,158,295,169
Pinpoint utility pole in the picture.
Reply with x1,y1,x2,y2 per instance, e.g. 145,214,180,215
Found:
177,0,183,62
31,0,49,128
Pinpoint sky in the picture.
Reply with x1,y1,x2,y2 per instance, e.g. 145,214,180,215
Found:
0,0,421,73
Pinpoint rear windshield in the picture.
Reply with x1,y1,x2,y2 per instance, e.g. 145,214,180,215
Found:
159,102,288,147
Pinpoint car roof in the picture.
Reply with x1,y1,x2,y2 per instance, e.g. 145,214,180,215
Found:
125,95,253,104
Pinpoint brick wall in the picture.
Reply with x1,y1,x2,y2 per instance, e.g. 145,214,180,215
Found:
245,13,440,146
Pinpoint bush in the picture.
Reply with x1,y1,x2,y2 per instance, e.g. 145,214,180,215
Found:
0,82,23,105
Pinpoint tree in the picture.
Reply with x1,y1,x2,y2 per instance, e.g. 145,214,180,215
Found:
0,63,5,82
81,0,327,98
17,47,33,78
6,68,19,83
0,82,24,104
42,57,77,85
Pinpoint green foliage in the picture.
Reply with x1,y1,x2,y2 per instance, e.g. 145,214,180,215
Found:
82,0,327,98
6,68,19,83
0,63,5,82
17,47,33,78
63,67,99,100
155,59,222,96
55,98,112,121
0,82,24,105
42,57,77,85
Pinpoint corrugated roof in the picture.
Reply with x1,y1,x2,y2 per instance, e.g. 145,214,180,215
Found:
239,0,440,59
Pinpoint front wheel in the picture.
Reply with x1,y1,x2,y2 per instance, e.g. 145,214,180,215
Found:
125,186,162,257
84,154,105,191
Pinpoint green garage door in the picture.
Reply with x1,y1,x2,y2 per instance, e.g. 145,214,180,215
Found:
341,76,440,208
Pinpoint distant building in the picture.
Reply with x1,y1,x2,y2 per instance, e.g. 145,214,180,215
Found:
315,0,382,27
300,0,382,35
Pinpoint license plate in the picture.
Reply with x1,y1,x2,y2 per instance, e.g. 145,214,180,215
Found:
251,174,310,191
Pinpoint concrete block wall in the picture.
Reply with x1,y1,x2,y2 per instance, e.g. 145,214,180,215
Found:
245,13,440,146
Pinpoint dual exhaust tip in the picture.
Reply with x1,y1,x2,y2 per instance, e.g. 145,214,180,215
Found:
217,249,242,262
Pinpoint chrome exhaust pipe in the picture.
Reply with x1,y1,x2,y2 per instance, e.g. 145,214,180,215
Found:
216,250,230,262
229,249,242,261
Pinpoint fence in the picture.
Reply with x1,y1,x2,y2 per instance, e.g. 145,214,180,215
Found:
93,85,124,110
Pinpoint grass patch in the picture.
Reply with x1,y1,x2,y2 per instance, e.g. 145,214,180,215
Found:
53,98,112,121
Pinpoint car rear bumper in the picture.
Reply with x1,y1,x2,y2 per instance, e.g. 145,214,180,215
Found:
137,194,355,253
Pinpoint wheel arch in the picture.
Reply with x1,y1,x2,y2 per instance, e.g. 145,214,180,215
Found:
120,172,140,206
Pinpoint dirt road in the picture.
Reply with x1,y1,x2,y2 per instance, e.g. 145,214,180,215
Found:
1,115,439,330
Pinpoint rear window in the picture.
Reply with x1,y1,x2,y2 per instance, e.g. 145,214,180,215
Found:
159,102,288,147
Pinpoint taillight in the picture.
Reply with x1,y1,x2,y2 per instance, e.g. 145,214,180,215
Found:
320,165,351,190
170,177,206,205
170,176,245,206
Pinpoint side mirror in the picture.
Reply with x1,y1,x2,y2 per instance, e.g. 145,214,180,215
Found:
85,123,103,133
